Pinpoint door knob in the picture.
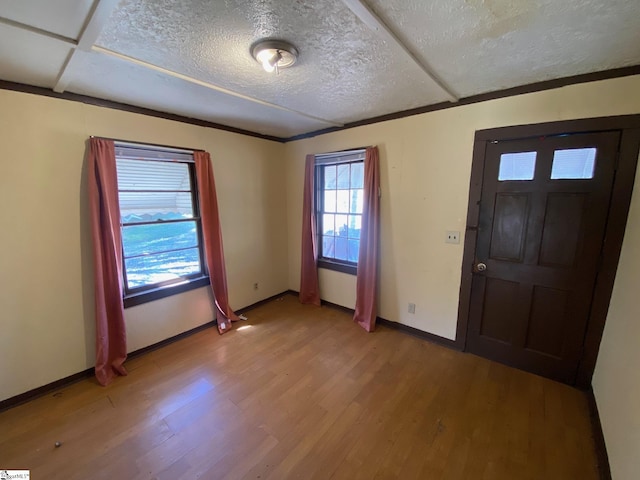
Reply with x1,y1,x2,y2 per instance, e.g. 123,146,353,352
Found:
476,262,487,272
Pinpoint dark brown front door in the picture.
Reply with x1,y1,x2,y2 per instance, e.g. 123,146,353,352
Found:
466,131,620,383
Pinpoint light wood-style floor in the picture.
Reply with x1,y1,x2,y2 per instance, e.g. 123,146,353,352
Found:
0,295,600,479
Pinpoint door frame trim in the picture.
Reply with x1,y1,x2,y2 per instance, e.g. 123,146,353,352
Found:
455,114,640,387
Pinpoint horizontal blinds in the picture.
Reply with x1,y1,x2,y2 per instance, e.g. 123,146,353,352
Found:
315,149,365,165
115,144,194,217
116,159,191,191
114,143,194,163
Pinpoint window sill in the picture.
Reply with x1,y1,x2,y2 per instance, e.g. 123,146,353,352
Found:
318,259,357,276
123,276,210,308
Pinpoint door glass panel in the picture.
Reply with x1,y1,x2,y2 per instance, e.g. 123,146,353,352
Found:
551,148,596,179
498,152,537,181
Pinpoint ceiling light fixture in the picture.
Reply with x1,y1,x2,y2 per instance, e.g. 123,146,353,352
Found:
251,40,298,74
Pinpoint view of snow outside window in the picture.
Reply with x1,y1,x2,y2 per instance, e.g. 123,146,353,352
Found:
321,162,364,263
116,158,202,290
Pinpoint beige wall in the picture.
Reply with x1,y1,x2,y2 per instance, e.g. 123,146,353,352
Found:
592,155,640,480
285,75,640,339
285,75,640,480
0,90,289,401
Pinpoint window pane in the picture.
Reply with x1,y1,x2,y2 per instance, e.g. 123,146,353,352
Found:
350,163,364,188
335,214,348,237
348,239,360,262
350,189,363,214
116,159,191,191
551,148,596,179
322,236,335,258
348,215,361,239
335,237,348,261
336,190,350,213
324,165,337,189
122,222,198,257
337,164,350,188
498,152,537,181
119,192,193,222
324,190,336,213
322,214,335,235
125,247,201,289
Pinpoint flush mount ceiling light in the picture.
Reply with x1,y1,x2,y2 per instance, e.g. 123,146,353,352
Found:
251,39,298,74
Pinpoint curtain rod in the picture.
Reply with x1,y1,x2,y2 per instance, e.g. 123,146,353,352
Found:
90,136,205,154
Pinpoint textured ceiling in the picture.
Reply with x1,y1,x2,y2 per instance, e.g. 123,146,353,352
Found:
0,0,639,139
368,0,640,95
96,0,450,124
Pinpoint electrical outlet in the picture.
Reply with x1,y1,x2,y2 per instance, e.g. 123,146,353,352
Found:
253,282,259,290
445,231,460,244
408,303,416,314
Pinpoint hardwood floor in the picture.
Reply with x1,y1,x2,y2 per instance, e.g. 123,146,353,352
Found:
0,295,600,479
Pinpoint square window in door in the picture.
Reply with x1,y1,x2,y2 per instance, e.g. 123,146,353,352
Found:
498,152,537,181
551,148,597,179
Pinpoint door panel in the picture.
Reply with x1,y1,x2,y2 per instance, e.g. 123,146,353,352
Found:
539,193,586,267
466,131,621,383
479,277,519,342
525,286,569,357
489,193,529,262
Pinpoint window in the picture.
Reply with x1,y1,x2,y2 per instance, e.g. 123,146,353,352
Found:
115,143,208,306
498,151,537,181
551,148,596,179
316,149,365,274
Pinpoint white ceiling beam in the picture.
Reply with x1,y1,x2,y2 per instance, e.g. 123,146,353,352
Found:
91,45,345,128
53,0,122,93
0,16,77,47
341,0,459,102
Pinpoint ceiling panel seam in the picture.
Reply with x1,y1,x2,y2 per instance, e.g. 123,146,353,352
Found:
0,15,77,47
0,7,343,130
54,0,122,93
341,0,459,102
91,45,344,128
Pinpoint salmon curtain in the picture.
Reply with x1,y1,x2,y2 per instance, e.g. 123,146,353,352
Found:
299,154,321,305
88,138,128,385
354,146,381,332
194,151,240,334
